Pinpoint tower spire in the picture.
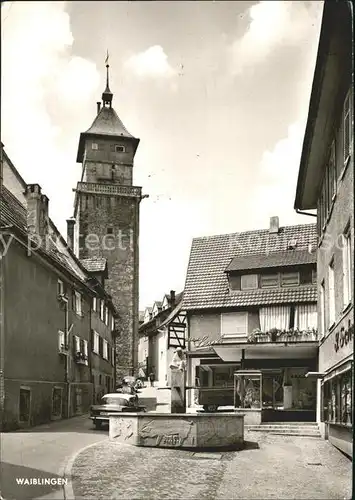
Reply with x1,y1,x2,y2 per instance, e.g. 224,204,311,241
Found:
102,50,113,107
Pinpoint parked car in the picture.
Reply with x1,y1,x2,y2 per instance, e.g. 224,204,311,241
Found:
90,393,146,429
122,376,144,389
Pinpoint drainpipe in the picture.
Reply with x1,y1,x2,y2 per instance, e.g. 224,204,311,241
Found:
0,145,4,428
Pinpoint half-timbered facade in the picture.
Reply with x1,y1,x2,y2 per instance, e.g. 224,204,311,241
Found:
138,291,186,385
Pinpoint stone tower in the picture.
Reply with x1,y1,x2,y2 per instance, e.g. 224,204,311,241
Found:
73,60,142,378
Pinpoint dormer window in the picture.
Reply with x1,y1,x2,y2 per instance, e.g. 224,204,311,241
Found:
240,274,258,290
92,143,98,150
115,145,125,153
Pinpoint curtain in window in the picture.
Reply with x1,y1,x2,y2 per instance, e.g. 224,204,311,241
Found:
259,306,291,331
294,304,317,330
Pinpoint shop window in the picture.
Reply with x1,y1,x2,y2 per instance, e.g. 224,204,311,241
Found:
19,388,31,423
260,273,279,289
323,370,353,426
241,274,258,290
340,371,352,425
328,259,335,326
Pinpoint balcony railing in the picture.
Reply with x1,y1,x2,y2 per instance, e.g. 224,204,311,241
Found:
247,328,318,344
76,182,142,198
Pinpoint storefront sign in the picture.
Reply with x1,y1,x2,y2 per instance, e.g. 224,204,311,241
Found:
334,320,353,353
190,335,223,348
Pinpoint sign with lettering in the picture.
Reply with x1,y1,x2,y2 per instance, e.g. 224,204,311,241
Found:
334,320,353,353
190,335,223,348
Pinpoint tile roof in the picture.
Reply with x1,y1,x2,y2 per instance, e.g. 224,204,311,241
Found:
0,186,27,231
182,223,318,310
225,248,316,272
0,186,87,284
80,257,107,273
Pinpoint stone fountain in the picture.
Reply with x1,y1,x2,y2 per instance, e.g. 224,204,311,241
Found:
109,349,245,449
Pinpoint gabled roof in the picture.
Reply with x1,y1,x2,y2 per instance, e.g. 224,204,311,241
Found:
182,223,318,310
0,186,27,231
76,106,140,162
225,249,316,272
0,185,89,285
80,257,107,273
294,1,351,210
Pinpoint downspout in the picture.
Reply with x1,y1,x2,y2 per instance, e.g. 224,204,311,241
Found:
0,145,5,428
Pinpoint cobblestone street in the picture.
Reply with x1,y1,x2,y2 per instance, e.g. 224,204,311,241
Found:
71,432,352,499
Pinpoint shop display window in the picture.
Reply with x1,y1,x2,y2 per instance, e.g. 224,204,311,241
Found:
322,368,353,426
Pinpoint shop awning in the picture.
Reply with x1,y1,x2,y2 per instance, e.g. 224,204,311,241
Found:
305,372,324,378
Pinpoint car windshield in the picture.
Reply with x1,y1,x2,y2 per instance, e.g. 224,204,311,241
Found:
102,397,127,405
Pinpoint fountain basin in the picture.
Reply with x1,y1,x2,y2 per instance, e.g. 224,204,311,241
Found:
109,412,245,449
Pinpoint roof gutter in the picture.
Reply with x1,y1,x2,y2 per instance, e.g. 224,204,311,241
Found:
295,209,317,218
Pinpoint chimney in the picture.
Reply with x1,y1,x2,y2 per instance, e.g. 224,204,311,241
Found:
269,216,280,234
170,290,176,308
24,184,49,239
97,102,101,114
66,218,76,251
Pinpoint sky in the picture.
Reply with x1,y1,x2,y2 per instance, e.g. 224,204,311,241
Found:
1,1,324,310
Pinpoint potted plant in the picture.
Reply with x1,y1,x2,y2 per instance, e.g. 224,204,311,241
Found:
268,328,280,342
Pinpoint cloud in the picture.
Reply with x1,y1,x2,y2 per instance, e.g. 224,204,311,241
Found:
1,1,100,234
247,118,315,228
231,1,323,75
124,45,176,79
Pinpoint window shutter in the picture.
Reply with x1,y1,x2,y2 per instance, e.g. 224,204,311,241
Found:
99,337,103,356
260,273,279,288
281,272,299,287
91,330,94,351
241,274,258,290
221,312,247,336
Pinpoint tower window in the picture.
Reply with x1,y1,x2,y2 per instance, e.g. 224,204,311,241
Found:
107,227,113,235
115,145,125,153
92,143,98,150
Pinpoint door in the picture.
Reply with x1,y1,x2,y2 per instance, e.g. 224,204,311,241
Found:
52,387,63,419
